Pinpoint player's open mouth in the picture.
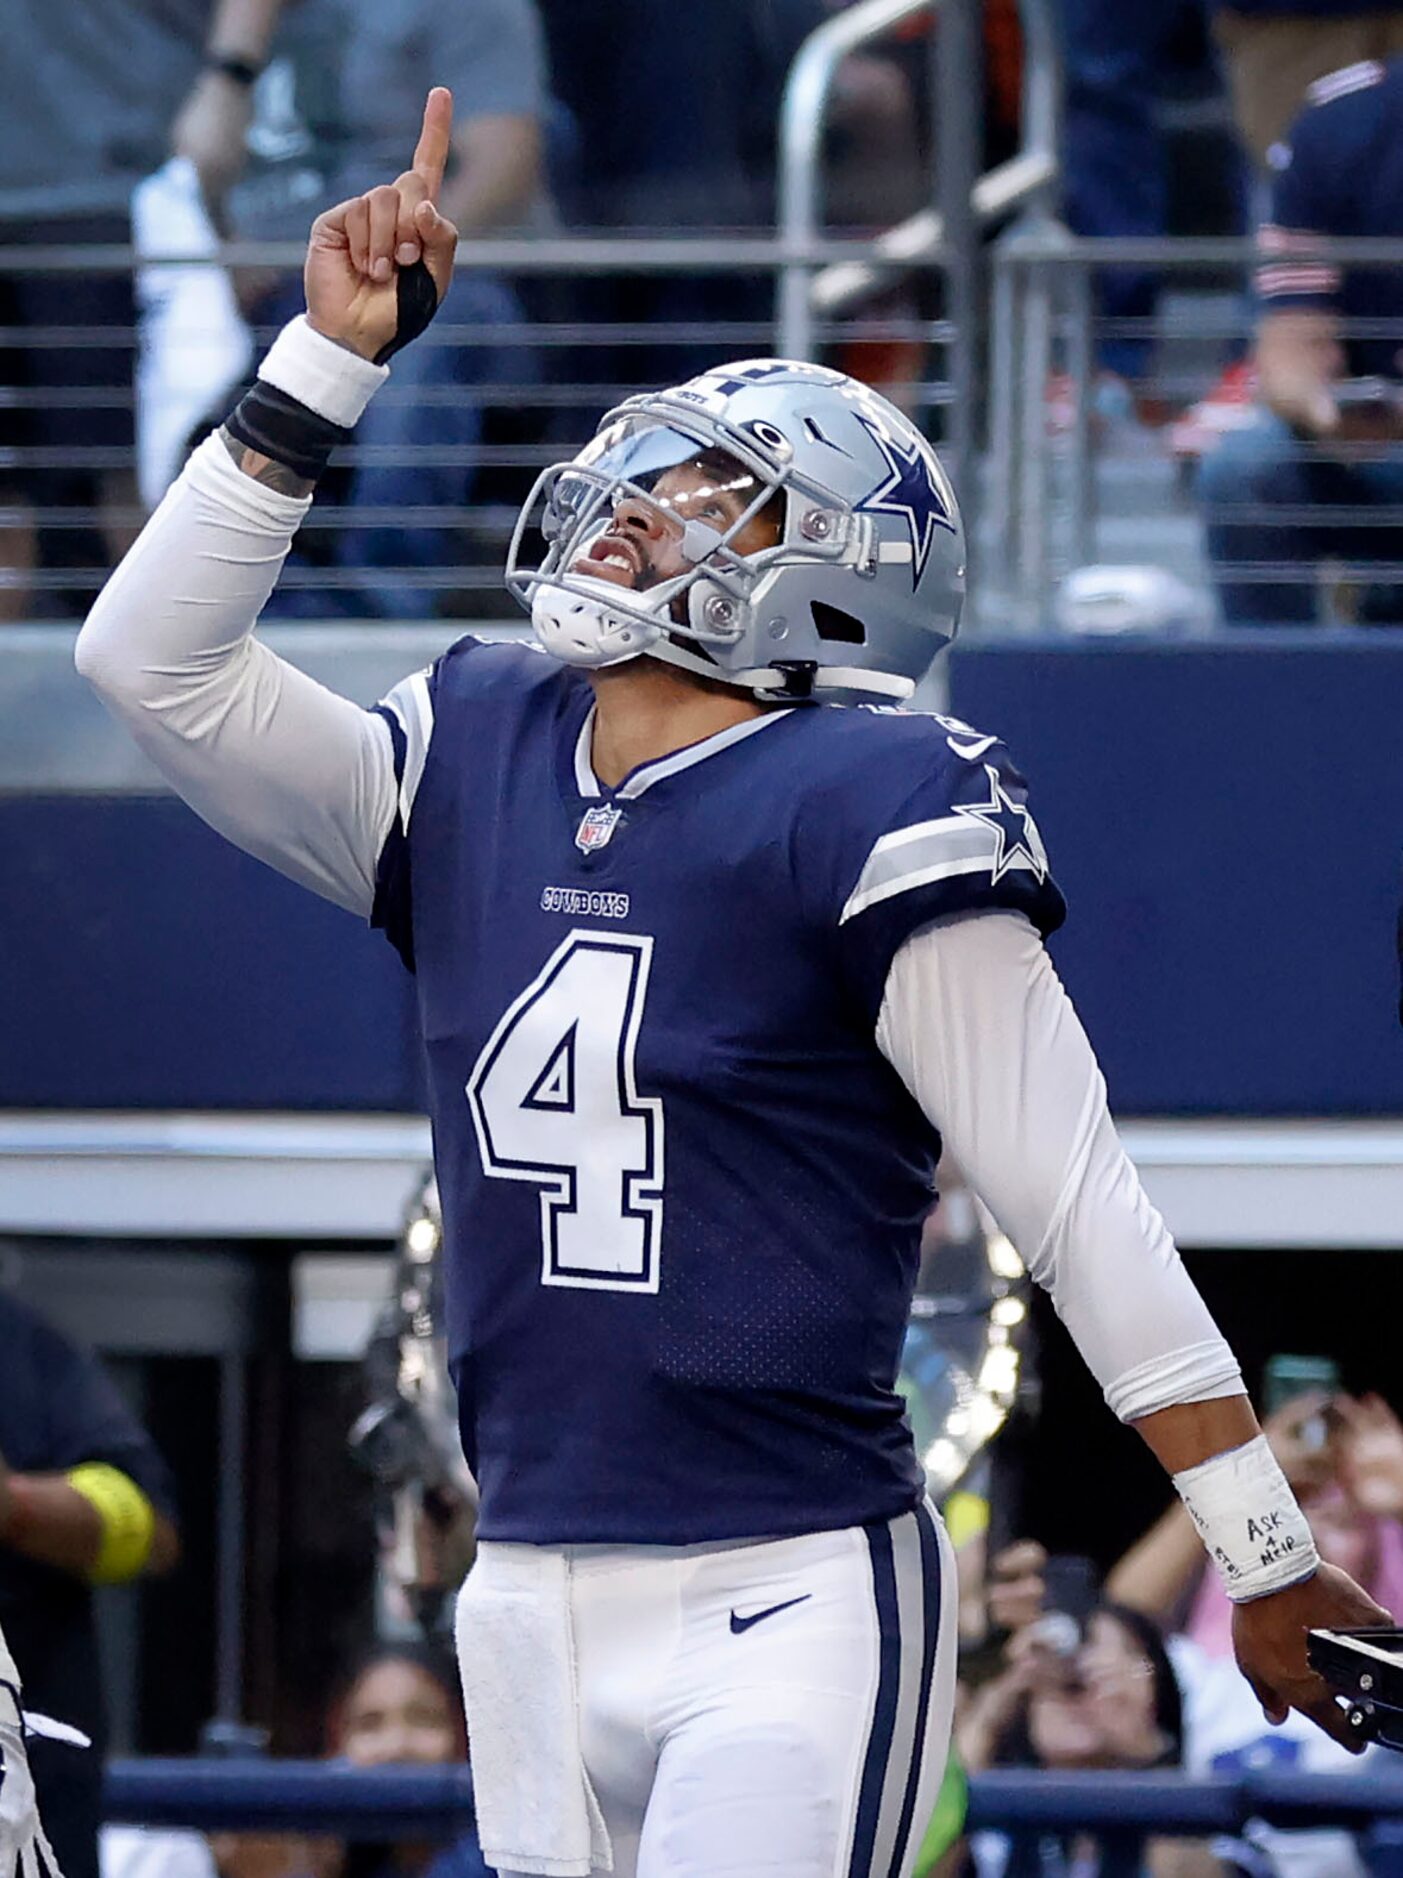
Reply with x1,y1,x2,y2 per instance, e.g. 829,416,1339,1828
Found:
572,533,645,589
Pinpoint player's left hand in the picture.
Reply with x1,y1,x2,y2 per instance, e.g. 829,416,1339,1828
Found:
1232,1560,1392,1750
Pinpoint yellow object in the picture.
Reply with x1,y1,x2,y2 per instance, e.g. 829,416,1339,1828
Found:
912,1750,969,1874
64,1464,157,1583
942,1488,989,1552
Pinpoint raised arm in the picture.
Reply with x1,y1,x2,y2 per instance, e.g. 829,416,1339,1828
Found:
76,91,461,917
877,911,1390,1746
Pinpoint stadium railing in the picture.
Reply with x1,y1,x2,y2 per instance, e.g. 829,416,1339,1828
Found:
102,1760,1403,1865
779,0,1059,506
10,232,1403,638
984,230,1403,632
2,0,1069,633
0,235,954,621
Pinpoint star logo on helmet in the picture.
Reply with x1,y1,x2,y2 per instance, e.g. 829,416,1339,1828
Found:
854,417,957,590
953,765,1048,884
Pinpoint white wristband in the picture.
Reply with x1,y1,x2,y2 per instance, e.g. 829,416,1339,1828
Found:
258,315,389,428
1174,1434,1320,1602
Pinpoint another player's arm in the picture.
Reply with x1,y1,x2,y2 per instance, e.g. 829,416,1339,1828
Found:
170,0,286,207
877,912,1389,1748
0,1465,179,1583
76,91,460,915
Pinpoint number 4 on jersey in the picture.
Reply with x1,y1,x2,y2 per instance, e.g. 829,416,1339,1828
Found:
467,931,665,1292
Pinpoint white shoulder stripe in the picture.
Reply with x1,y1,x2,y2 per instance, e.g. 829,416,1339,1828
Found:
841,812,1046,923
379,668,435,830
1306,59,1383,107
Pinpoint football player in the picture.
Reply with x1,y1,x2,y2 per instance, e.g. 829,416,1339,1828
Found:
78,89,1388,1878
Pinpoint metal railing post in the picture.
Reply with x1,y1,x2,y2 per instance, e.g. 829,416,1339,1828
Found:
979,0,1070,626
1064,259,1097,572
1016,0,1063,218
934,0,982,516
982,238,1024,621
1017,241,1055,620
776,0,938,360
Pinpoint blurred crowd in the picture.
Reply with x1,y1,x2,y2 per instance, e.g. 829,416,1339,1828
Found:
5,1262,1401,1876
0,0,928,622
1,0,1402,614
947,1382,1403,1876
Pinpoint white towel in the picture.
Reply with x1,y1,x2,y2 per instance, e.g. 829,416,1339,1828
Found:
132,158,253,509
455,1545,612,1878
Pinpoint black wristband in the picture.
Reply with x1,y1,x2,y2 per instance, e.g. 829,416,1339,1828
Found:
225,380,349,483
206,53,262,87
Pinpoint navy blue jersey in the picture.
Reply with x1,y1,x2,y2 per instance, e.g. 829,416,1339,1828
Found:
374,641,1063,1544
1258,58,1403,380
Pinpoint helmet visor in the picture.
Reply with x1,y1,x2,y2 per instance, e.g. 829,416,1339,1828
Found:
511,419,788,613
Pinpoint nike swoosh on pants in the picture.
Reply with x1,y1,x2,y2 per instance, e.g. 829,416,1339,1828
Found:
729,1594,812,1634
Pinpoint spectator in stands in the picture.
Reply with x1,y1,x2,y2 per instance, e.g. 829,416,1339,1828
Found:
201,1641,489,1878
958,1570,1216,1877
0,1286,180,1878
1174,6,1403,456
537,0,859,393
231,0,545,620
1058,0,1187,398
1109,1389,1403,1877
1199,57,1403,624
1053,0,1244,428
1209,0,1403,168
0,0,285,619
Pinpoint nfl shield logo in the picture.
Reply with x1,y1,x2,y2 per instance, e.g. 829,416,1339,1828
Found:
575,804,622,854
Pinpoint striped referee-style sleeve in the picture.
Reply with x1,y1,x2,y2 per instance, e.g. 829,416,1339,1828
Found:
1253,63,1388,315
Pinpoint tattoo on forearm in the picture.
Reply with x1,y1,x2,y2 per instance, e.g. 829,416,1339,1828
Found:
219,427,318,499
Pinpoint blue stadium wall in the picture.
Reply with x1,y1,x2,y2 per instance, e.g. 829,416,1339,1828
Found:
4,632,1401,1115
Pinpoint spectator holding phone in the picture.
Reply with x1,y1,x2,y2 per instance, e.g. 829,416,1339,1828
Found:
958,1545,1218,1877
0,0,288,619
1199,56,1403,625
1109,1383,1403,1878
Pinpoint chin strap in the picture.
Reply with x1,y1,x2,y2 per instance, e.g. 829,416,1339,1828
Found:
731,663,916,703
815,666,916,701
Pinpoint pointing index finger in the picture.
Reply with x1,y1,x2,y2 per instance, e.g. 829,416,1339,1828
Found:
412,88,453,202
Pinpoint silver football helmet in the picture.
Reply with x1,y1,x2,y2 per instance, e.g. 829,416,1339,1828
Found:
505,359,965,704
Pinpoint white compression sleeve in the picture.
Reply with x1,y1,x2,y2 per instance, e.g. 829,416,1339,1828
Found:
75,433,399,918
875,912,1243,1422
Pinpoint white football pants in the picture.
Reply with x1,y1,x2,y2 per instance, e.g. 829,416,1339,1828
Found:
481,1501,956,1878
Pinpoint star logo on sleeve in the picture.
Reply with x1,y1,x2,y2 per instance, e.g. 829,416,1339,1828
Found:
854,416,957,589
953,764,1048,884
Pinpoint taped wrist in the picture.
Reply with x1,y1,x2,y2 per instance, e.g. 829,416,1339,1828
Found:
64,1463,157,1584
225,380,349,482
1173,1434,1320,1602
226,313,392,481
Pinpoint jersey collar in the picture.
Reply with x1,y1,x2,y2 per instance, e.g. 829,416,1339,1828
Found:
572,705,794,801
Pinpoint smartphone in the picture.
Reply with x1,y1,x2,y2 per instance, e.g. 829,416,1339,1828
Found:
1042,1553,1101,1621
1263,1353,1342,1419
1026,1553,1098,1651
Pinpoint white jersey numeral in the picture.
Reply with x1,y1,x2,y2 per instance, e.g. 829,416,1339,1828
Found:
467,930,665,1291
